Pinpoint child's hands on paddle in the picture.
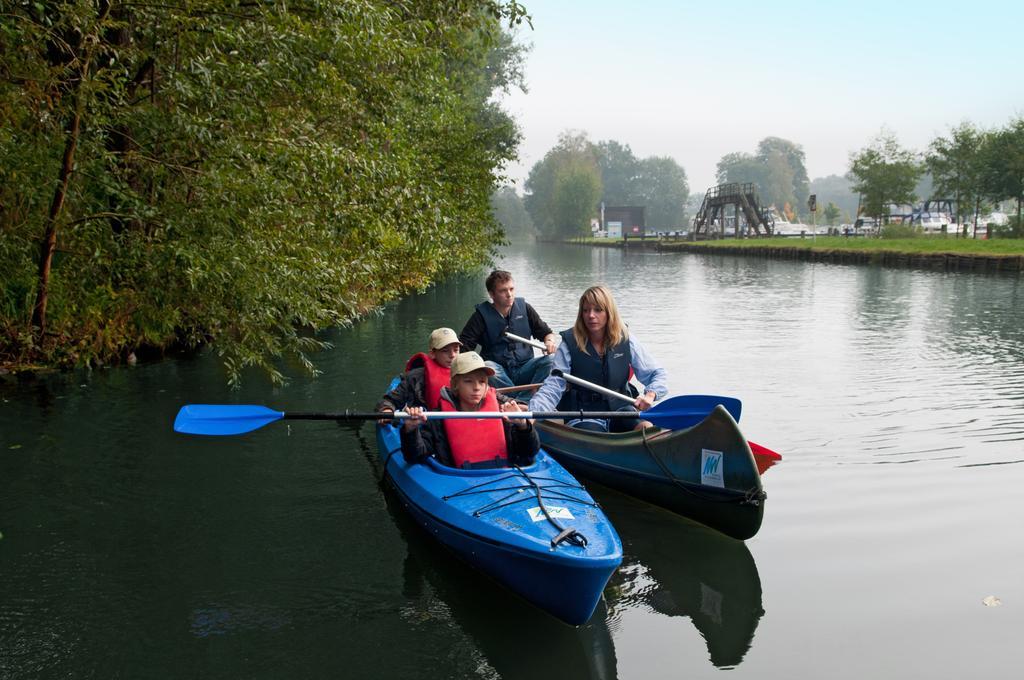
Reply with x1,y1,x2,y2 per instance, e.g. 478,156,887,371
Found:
501,400,531,430
402,406,427,432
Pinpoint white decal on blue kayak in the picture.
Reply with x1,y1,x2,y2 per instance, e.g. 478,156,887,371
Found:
527,506,574,522
701,449,724,488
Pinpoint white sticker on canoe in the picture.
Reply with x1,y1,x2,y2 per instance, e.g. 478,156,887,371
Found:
701,449,724,488
527,506,574,522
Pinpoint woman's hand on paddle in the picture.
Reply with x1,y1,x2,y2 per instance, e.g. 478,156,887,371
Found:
401,406,427,432
634,391,656,411
501,400,531,429
377,407,394,426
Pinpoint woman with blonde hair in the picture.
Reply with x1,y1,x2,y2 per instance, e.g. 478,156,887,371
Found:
529,285,668,432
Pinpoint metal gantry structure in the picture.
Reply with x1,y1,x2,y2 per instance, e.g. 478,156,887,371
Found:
692,183,774,238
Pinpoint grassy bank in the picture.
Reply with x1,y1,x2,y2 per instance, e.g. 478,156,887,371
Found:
575,235,1024,255
563,235,1024,272
671,236,1024,255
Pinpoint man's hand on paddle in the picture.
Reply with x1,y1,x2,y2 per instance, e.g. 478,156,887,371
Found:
543,334,557,355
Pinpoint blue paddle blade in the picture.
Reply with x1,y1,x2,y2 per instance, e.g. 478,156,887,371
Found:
644,394,742,430
173,404,285,435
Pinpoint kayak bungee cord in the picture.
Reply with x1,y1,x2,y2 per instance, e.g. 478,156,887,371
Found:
514,465,588,549
443,475,585,502
443,469,594,549
640,427,767,506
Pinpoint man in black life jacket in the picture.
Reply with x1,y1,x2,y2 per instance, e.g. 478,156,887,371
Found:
375,327,461,421
400,351,539,469
458,270,557,391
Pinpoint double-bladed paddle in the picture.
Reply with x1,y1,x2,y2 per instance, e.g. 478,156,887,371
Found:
503,330,547,351
172,401,736,437
548,369,782,461
501,331,782,461
551,368,743,426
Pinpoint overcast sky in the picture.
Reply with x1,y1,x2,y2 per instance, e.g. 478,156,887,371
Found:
498,0,1023,192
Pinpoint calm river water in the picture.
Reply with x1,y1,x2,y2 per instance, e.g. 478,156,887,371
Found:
2,243,1023,679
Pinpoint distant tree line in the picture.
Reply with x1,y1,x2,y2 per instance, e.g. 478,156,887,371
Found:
0,0,530,380
714,137,810,221
848,118,1024,235
521,132,689,238
491,186,534,239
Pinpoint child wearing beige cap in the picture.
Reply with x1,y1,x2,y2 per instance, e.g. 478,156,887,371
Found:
400,352,539,469
376,327,462,416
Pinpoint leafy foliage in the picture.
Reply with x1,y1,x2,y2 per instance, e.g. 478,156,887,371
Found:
848,131,923,224
595,140,640,206
631,155,688,230
526,134,688,234
822,202,841,226
523,131,601,237
809,175,858,224
715,137,808,217
553,161,602,236
979,117,1024,227
0,0,528,382
927,122,986,224
490,185,534,239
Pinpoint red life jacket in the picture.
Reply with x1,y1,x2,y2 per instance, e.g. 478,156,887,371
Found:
405,352,450,410
440,387,508,469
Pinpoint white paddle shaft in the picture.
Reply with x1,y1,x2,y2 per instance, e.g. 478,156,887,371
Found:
554,370,636,405
503,330,547,351
394,410,533,419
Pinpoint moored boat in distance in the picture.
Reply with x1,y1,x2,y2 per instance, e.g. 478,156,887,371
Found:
911,211,954,234
769,207,814,236
375,385,623,625
537,405,766,540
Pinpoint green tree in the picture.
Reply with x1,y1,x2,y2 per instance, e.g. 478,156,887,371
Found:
927,122,987,227
524,131,601,237
715,137,809,216
491,186,534,239
553,163,602,237
530,135,687,234
715,152,764,187
635,156,689,229
0,0,530,381
848,131,923,225
756,137,810,215
595,140,641,206
822,202,841,226
809,174,859,223
980,117,1024,229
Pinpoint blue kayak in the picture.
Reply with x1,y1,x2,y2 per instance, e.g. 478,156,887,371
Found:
375,414,622,626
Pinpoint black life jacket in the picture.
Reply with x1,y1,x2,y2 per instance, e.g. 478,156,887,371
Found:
556,329,632,411
476,298,534,371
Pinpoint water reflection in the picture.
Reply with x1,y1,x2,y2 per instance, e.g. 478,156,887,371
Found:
347,423,619,679
600,488,764,669
4,243,1024,679
380,483,619,680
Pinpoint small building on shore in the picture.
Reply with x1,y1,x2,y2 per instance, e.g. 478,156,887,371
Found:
603,205,645,238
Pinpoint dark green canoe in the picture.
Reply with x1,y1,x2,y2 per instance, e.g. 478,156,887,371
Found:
536,405,766,540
